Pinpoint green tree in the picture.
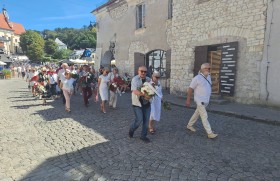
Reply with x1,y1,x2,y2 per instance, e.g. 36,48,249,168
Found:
45,39,58,55
27,43,44,61
52,49,72,60
20,30,44,54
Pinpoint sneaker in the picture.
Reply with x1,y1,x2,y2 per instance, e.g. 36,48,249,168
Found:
140,137,151,143
122,91,125,93
128,130,134,138
207,133,218,139
186,125,196,132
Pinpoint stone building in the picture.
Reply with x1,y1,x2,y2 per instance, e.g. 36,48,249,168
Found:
92,0,172,88
260,0,280,106
0,8,25,55
93,0,280,106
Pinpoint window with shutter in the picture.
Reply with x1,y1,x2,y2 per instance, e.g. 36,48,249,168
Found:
168,0,173,19
136,4,145,29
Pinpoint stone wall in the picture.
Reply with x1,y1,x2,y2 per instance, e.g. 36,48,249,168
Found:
170,0,267,104
94,0,171,77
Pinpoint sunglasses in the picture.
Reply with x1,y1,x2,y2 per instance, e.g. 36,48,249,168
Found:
139,70,147,73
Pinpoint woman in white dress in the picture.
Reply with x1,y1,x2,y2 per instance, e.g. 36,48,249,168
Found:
61,69,75,113
149,71,163,134
98,67,110,113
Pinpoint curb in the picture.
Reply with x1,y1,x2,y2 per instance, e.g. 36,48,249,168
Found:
168,101,280,126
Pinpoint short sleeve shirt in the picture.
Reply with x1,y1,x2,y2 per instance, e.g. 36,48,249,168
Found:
131,75,151,107
189,74,212,104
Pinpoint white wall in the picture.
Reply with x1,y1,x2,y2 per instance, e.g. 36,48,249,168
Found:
261,0,280,106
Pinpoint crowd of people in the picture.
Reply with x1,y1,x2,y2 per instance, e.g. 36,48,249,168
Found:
10,62,217,143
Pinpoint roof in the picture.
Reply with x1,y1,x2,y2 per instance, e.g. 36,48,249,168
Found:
0,12,25,35
12,22,25,35
91,0,117,13
55,38,66,46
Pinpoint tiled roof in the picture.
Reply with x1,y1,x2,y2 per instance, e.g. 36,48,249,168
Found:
12,23,25,35
0,13,25,35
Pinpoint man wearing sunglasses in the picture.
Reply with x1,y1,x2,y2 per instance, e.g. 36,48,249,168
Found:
185,63,218,139
129,66,152,143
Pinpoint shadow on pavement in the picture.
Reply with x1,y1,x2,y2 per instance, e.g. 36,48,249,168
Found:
7,87,280,181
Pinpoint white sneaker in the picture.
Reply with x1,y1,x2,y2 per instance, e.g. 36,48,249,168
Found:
122,91,125,93
207,133,218,139
186,125,196,132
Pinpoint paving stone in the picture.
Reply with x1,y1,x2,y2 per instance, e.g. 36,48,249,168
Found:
0,79,280,180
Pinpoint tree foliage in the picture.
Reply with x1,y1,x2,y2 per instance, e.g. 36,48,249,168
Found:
19,30,45,61
52,49,72,60
19,30,44,54
45,39,58,55
42,27,96,50
27,43,44,61
19,25,97,62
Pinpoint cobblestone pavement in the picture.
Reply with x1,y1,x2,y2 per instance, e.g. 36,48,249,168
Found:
0,79,280,181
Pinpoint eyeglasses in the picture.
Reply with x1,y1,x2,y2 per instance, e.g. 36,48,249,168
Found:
204,68,211,70
155,77,160,79
139,70,147,73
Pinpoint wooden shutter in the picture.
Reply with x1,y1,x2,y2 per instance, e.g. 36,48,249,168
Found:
194,46,208,76
136,6,139,29
134,52,145,76
165,49,171,78
142,4,145,28
219,42,238,96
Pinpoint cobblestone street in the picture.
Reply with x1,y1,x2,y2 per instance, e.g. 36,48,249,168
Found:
0,79,280,181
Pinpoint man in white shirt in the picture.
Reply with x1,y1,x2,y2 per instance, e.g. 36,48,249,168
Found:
57,63,69,104
185,63,218,139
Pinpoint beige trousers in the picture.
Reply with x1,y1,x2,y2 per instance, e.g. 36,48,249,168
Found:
187,102,213,134
109,90,117,108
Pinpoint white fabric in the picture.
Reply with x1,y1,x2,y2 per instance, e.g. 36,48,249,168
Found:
58,69,65,81
49,74,57,84
99,74,110,101
150,81,163,122
29,72,36,86
189,73,212,104
188,102,212,134
109,90,117,108
62,78,74,93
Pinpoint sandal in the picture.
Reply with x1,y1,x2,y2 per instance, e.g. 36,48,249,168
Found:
149,128,156,134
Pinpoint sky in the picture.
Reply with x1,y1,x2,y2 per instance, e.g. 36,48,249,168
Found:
2,0,108,31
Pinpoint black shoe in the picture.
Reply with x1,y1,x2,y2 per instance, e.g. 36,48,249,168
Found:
140,137,150,143
129,130,134,138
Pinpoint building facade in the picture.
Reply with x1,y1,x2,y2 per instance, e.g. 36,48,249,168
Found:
260,0,280,106
93,0,172,89
0,8,25,55
93,0,279,106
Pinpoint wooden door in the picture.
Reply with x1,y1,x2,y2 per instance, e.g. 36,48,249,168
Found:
134,52,145,76
208,50,221,94
194,46,208,76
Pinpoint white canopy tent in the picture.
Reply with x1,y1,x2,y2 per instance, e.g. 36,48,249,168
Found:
70,59,95,64
0,61,7,65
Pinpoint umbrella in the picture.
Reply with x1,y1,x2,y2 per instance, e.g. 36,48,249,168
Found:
0,61,6,65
